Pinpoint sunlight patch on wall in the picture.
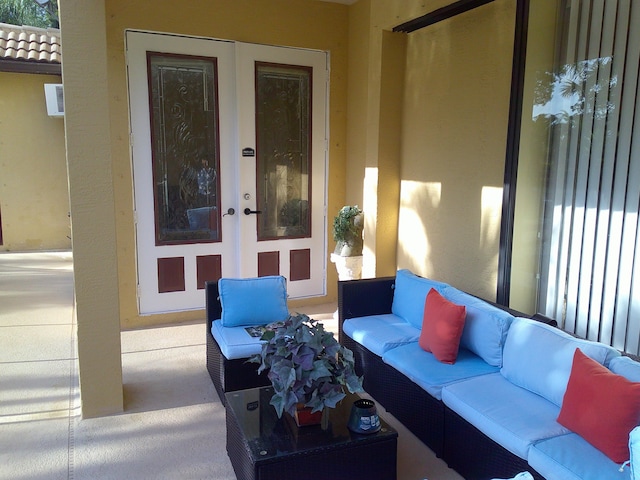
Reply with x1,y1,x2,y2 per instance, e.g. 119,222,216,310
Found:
362,167,379,278
397,180,441,276
481,186,503,250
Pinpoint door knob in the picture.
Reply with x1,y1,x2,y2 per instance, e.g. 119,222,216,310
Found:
223,208,235,216
244,208,262,215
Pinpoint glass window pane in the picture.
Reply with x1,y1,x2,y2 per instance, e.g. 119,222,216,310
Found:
255,63,311,240
513,0,640,354
148,53,221,245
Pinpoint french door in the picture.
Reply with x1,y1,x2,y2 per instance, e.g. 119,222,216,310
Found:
126,31,328,314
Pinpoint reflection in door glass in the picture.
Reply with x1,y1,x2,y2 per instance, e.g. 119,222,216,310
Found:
148,53,221,245
256,63,311,240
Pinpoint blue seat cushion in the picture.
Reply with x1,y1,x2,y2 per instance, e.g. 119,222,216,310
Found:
211,319,265,360
343,314,420,356
529,433,624,480
382,342,498,400
441,373,570,459
218,276,289,327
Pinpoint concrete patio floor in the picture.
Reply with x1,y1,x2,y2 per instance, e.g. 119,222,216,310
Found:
0,250,462,479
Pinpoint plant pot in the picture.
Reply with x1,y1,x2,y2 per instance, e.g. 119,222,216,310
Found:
330,253,363,281
294,404,323,427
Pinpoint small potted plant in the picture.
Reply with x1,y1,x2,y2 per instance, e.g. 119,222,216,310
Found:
249,313,363,427
330,205,364,280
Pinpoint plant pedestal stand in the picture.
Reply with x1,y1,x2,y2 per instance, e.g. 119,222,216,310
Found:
330,254,363,281
331,254,363,320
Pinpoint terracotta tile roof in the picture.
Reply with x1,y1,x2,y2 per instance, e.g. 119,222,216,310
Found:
0,22,61,64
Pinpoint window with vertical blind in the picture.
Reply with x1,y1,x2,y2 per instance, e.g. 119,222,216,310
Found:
511,0,640,354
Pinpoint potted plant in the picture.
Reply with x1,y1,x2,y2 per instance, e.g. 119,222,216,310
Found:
330,205,364,280
249,313,363,427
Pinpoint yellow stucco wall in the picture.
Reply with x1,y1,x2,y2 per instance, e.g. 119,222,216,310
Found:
104,0,349,328
348,0,516,300
0,72,70,252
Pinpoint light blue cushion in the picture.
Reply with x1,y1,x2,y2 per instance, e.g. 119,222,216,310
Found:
391,269,450,329
609,355,640,382
630,426,640,480
218,276,289,327
443,288,513,367
211,319,265,360
441,373,570,459
500,317,621,407
529,433,624,480
440,286,481,307
382,343,498,400
343,314,420,357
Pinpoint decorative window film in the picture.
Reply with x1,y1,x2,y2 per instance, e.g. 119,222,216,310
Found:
148,53,222,245
255,63,312,240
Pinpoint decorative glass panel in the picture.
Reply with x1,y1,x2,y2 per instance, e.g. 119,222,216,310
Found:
256,63,311,240
148,53,221,245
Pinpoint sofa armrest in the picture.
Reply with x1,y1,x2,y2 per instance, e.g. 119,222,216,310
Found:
205,280,222,333
338,276,395,343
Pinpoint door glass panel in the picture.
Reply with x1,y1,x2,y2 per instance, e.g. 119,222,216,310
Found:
148,53,221,245
255,63,311,240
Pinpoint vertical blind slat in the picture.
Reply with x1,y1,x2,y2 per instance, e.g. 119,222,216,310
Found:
565,0,596,337
609,1,640,352
580,0,609,342
596,0,629,345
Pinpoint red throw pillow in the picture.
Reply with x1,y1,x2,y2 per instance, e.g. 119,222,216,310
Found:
557,348,640,463
418,288,466,364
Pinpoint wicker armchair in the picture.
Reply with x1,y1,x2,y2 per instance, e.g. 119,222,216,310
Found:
205,281,270,404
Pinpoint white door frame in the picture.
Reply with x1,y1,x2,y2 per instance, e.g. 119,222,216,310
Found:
126,30,328,314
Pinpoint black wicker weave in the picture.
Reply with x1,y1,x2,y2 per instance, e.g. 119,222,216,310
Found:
338,276,548,480
341,333,446,458
205,281,270,404
225,387,398,480
444,406,544,480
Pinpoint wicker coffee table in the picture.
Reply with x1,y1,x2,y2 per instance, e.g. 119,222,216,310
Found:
225,386,398,480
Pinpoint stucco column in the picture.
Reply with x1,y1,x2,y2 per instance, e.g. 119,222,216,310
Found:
59,0,124,417
347,1,403,278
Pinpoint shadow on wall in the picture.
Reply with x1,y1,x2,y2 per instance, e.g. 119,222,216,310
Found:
396,180,502,300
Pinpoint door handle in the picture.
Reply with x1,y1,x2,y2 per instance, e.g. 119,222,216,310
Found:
223,208,235,217
244,208,262,215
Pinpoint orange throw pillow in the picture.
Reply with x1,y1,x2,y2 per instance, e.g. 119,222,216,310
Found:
419,288,466,364
557,348,640,463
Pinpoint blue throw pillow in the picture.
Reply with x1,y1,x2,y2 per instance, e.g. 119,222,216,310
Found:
218,276,289,327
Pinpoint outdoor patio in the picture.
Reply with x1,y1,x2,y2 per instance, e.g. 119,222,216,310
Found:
0,251,461,479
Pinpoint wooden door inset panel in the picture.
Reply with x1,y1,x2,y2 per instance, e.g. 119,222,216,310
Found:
158,257,185,293
197,254,222,289
290,248,311,281
257,251,279,277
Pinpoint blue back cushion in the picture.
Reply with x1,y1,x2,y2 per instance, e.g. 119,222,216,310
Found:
609,355,640,382
218,276,289,327
391,269,450,329
501,317,620,407
631,426,640,480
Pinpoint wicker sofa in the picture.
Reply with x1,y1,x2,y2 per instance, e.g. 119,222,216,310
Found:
338,270,640,480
